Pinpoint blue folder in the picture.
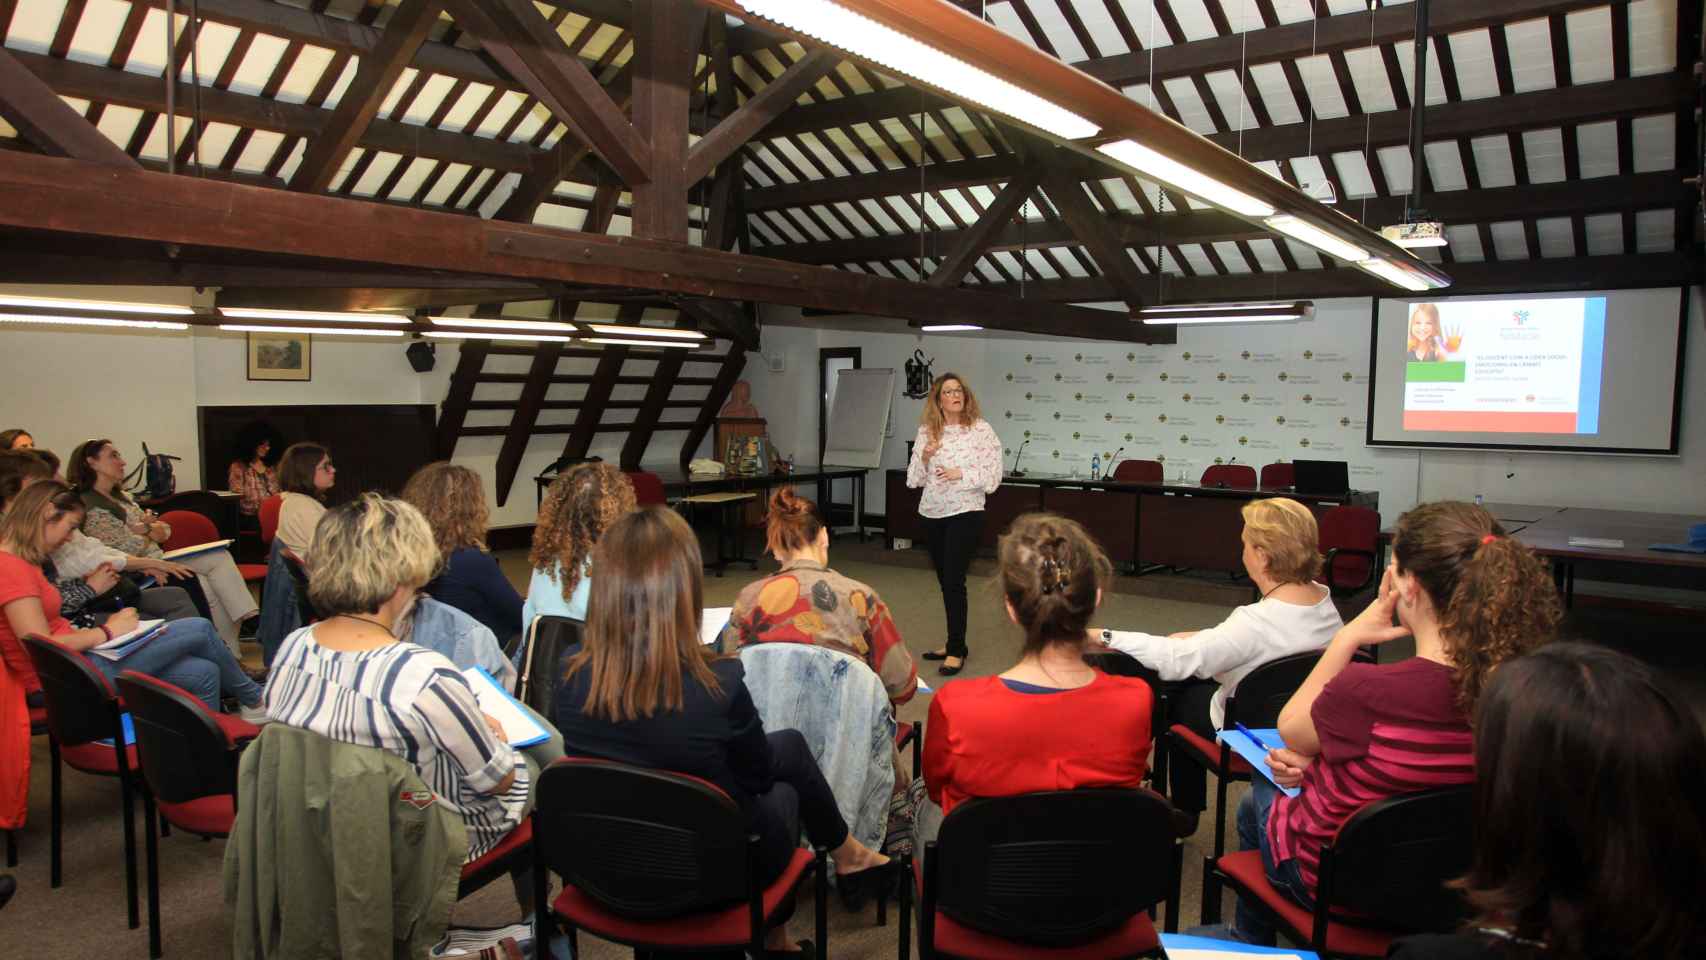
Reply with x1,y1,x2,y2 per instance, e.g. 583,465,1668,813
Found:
96,713,136,748
1161,932,1320,957
1214,726,1301,798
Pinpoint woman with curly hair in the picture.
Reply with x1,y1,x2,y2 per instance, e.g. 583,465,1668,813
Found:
522,463,635,627
225,421,280,518
401,462,522,644
1204,501,1562,946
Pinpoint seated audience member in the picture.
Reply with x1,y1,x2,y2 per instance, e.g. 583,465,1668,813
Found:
0,481,263,717
265,494,532,864
923,512,1154,817
723,487,917,703
1389,643,1706,960
403,462,523,645
0,451,201,627
553,507,891,952
523,462,635,627
0,430,32,451
1208,501,1560,945
68,439,258,651
274,441,335,562
226,422,280,518
1093,497,1340,831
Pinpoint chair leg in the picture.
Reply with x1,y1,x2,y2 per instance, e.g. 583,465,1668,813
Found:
1200,856,1221,925
4,828,15,868
814,847,828,960
143,793,162,959
49,739,62,888
897,852,912,960
1164,841,1183,934
121,772,139,929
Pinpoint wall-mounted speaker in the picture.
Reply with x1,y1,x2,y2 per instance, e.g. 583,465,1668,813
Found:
406,341,436,373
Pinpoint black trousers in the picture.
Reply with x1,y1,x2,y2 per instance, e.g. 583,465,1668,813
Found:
753,729,851,883
1166,678,1222,814
922,510,984,659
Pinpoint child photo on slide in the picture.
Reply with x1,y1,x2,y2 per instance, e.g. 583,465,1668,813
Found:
1406,303,1447,362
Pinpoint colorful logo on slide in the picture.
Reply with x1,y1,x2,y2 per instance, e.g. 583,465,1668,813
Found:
1512,310,1529,325
1526,394,1536,402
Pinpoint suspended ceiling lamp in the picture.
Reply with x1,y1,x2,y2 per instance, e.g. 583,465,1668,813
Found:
217,307,410,324
1135,301,1314,325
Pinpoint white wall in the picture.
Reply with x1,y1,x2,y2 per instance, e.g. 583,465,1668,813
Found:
747,292,1706,526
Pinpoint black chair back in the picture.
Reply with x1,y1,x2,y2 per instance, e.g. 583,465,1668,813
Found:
23,636,121,747
932,789,1175,946
115,672,239,806
280,551,317,625
1318,786,1474,932
1222,651,1321,729
519,616,584,717
533,758,752,919
1083,649,1167,749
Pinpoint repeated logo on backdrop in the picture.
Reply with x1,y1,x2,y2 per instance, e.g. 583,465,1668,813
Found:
980,334,1379,485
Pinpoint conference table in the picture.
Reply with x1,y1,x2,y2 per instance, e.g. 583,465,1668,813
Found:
1382,503,1706,605
886,470,1378,574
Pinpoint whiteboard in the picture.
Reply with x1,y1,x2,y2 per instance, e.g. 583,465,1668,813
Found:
823,368,895,468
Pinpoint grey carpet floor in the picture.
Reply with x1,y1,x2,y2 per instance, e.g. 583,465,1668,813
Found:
5,536,1699,958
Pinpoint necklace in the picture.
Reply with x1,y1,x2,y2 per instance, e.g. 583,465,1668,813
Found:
334,613,395,637
1261,581,1295,600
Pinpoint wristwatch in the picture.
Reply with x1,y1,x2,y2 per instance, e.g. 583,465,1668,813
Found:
1099,629,1113,646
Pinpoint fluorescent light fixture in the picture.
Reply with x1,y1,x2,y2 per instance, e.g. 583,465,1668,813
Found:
0,295,194,316
1097,140,1275,217
585,338,694,348
919,324,984,332
1356,258,1432,292
423,331,578,343
586,324,708,340
218,307,410,325
1263,215,1368,263
218,324,404,337
429,316,579,332
734,0,1098,140
1136,301,1313,325
0,312,189,330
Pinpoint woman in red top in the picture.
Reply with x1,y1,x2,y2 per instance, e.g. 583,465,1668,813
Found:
923,512,1153,816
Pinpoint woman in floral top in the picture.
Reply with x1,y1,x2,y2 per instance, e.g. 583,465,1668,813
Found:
905,372,1003,675
226,423,280,517
69,439,259,653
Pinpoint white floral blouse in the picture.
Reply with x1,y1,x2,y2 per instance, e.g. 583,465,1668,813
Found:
904,420,1004,519
79,489,167,559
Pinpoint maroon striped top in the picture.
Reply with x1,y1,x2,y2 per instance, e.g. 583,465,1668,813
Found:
1268,658,1473,891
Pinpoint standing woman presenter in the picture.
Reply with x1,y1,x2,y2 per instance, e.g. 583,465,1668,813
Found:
906,373,1002,676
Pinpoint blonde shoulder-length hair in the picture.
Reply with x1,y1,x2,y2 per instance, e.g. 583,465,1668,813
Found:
919,372,983,444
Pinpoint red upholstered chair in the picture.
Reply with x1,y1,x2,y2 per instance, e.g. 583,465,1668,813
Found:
162,509,266,584
1199,464,1258,489
1259,462,1295,489
1319,505,1381,596
1206,786,1474,958
531,757,829,960
907,788,1182,959
22,635,143,930
115,671,261,959
257,494,283,547
624,471,668,507
1110,459,1164,483
1164,650,1321,914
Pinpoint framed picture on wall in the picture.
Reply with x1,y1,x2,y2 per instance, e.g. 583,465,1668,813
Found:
247,331,311,381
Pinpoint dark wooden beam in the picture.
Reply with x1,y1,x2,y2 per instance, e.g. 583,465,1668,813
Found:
435,335,490,459
0,48,136,167
493,342,564,506
0,151,1165,342
449,0,651,184
676,298,758,349
288,0,446,193
629,0,705,241
974,252,1698,303
216,285,554,311
684,49,841,185
928,166,1042,287
620,350,687,469
680,345,747,474
1038,164,1150,313
563,346,629,461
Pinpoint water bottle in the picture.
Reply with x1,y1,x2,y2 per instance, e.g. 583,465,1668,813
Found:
1090,454,1101,479
1474,493,1484,506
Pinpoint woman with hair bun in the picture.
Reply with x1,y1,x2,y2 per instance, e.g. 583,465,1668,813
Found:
1206,501,1562,946
722,486,916,704
922,512,1153,817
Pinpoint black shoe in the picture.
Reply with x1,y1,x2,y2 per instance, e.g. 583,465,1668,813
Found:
836,861,898,913
1171,809,1201,838
0,874,15,911
937,657,965,676
921,649,949,661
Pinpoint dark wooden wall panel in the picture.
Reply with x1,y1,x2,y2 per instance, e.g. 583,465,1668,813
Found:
198,404,437,504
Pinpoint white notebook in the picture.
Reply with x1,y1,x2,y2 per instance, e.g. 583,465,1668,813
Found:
461,667,550,748
89,619,167,661
701,607,732,646
160,539,234,561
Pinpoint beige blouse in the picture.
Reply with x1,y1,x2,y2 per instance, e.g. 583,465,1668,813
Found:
276,492,326,562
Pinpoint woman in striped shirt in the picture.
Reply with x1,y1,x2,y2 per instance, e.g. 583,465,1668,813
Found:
1209,501,1561,945
264,494,530,864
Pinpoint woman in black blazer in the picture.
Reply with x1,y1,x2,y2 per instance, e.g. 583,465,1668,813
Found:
552,507,892,952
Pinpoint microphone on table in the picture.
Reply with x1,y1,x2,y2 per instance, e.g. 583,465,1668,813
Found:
1102,447,1124,481
1009,439,1029,478
1218,457,1237,488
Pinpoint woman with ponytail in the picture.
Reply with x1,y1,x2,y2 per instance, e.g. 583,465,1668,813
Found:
1207,501,1561,946
922,512,1153,817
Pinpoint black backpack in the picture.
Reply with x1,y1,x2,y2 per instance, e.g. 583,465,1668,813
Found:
124,443,181,501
